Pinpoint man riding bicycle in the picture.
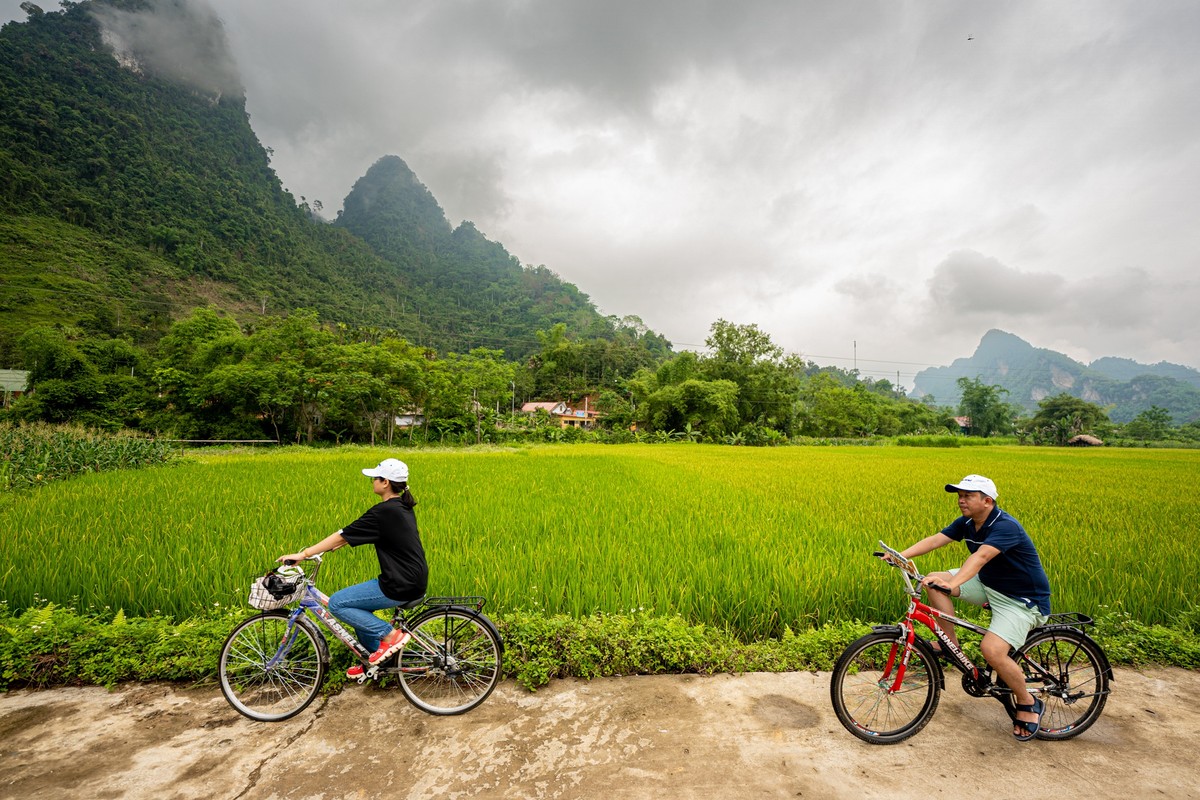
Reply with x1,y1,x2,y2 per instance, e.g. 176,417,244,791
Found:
895,474,1051,741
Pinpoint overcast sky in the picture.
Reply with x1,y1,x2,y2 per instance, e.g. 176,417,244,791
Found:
4,1,1198,381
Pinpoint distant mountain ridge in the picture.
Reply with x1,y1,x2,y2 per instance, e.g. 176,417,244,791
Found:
912,330,1200,423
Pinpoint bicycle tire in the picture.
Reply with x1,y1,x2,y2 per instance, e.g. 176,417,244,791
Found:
1005,626,1111,740
830,631,941,744
396,606,503,715
219,611,328,722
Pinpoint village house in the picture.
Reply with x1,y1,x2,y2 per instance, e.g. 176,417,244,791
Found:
520,399,601,430
1,369,29,408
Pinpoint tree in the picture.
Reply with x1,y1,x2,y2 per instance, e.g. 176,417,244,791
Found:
1124,406,1172,441
798,374,880,437
956,377,1016,437
641,378,740,439
1022,393,1111,445
705,319,782,366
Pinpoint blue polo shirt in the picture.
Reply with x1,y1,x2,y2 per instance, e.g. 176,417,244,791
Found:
941,506,1051,615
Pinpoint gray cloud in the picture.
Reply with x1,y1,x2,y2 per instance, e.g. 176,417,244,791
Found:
928,251,1065,317
90,0,242,97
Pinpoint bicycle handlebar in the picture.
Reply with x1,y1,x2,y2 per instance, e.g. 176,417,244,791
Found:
281,553,324,567
874,541,952,596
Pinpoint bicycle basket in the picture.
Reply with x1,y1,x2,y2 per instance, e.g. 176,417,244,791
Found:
247,569,305,610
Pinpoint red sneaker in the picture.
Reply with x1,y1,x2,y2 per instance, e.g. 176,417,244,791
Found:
346,664,365,679
368,628,410,665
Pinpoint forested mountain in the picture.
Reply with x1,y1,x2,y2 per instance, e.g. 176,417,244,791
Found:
0,0,655,365
913,330,1200,423
334,155,646,356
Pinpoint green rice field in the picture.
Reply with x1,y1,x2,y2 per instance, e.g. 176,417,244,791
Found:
1,444,1196,638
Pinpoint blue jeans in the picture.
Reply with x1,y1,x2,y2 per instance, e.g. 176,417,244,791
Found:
327,579,399,652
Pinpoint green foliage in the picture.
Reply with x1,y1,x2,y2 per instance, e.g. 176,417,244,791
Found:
2,602,1196,693
1090,608,1200,669
0,601,234,689
0,422,176,491
1020,393,1113,445
956,376,1019,437
1122,405,1173,441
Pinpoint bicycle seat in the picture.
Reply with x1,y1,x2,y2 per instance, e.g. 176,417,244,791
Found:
396,595,426,609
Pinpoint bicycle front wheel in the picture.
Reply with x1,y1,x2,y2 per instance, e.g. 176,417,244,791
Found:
219,611,327,722
830,631,941,744
397,607,503,715
1007,627,1110,740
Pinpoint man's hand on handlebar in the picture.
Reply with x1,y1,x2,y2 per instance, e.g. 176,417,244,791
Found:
921,575,953,595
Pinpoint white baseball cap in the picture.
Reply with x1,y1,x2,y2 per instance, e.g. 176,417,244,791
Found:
362,458,409,483
945,474,998,500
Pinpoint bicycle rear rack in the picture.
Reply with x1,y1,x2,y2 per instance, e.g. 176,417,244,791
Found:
423,595,488,611
1043,611,1094,627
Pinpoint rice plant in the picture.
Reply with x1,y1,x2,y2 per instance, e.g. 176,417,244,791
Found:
1,443,1195,638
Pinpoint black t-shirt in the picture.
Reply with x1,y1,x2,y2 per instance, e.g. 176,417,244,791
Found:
339,498,428,601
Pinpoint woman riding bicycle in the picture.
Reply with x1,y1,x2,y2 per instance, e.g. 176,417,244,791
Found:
278,458,427,679
895,474,1051,741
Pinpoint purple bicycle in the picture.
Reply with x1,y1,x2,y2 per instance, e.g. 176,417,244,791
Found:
219,554,503,721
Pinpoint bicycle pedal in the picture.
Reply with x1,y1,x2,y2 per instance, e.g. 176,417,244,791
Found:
365,665,382,681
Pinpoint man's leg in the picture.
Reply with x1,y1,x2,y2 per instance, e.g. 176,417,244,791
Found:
924,570,961,651
980,632,1038,735
979,594,1046,737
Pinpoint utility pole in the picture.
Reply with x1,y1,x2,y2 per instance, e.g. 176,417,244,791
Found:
473,388,481,444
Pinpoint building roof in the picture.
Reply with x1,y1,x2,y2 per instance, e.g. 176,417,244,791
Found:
521,401,564,413
0,369,29,392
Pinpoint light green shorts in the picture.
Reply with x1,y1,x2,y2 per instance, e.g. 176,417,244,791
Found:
949,569,1049,651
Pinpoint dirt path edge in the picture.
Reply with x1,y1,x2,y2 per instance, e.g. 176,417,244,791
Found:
2,667,1198,799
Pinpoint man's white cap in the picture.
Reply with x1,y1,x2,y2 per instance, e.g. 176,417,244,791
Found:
362,458,409,483
945,474,998,500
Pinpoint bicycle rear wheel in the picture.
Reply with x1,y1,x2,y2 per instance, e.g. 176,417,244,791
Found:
1006,627,1110,740
830,631,941,744
396,607,503,715
219,611,327,722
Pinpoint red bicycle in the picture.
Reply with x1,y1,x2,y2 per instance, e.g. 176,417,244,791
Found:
830,541,1112,744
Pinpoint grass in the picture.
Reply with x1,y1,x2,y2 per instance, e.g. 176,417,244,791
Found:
2,443,1197,638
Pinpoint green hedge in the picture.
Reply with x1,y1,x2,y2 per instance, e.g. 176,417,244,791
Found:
2,602,1196,693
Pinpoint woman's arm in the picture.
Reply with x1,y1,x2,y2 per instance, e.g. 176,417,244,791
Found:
277,531,347,563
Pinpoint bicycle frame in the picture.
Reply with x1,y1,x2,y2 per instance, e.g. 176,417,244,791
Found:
875,541,1060,703
270,555,476,681
887,598,991,689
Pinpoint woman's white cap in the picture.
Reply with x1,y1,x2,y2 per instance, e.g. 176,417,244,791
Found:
362,458,409,483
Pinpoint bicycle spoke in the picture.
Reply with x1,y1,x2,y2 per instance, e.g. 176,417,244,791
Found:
219,612,327,722
1011,628,1109,739
832,634,939,743
396,608,502,715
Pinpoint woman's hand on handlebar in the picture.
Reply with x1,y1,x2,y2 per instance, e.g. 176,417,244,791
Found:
277,550,308,564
